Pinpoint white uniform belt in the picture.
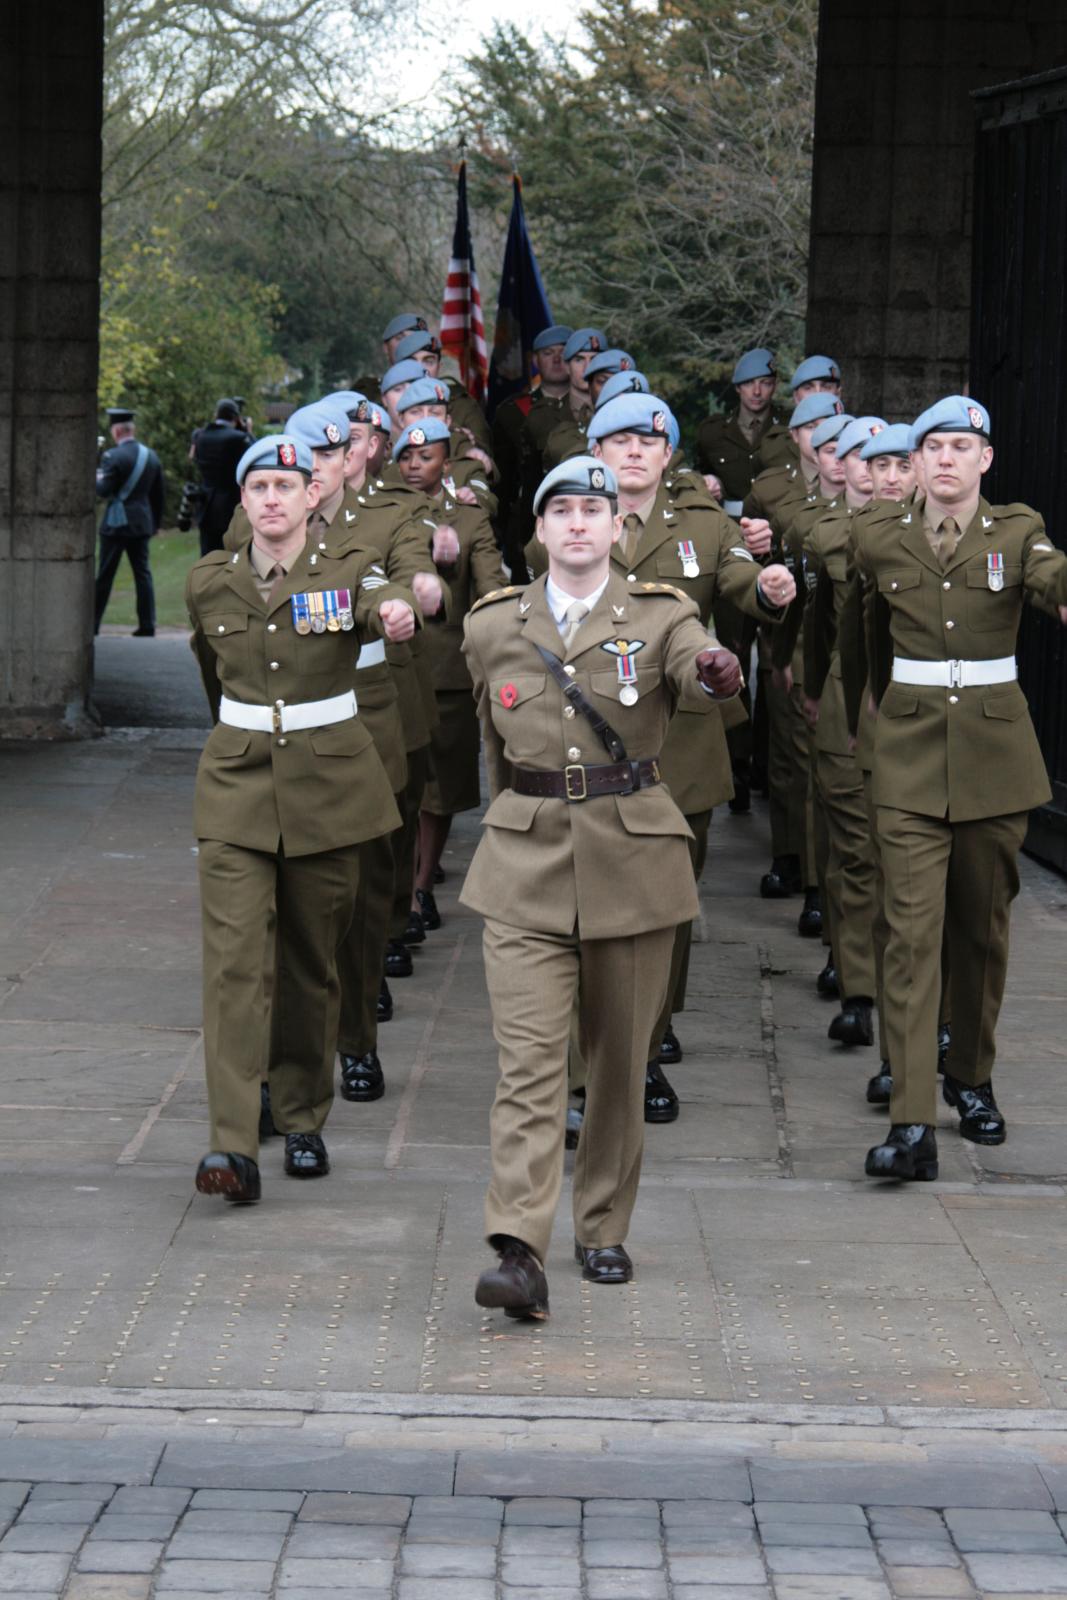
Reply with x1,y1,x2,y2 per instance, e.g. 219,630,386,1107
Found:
219,689,357,733
724,499,744,518
356,640,386,669
891,656,1017,688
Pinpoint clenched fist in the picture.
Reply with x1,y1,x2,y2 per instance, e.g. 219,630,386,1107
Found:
696,646,742,698
379,598,416,642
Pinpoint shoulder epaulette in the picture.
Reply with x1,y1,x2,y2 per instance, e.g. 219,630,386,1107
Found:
994,502,1039,521
195,549,234,569
471,586,522,612
636,582,687,600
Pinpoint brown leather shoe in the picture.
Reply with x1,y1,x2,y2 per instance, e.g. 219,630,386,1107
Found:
474,1238,549,1320
575,1241,632,1285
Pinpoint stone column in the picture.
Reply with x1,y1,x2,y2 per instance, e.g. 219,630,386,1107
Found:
0,5,103,737
806,0,1067,419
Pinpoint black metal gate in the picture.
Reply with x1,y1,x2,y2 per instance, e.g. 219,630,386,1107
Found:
971,68,1067,871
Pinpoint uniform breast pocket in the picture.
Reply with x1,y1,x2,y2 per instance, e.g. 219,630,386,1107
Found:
489,673,549,758
966,565,1022,631
202,612,251,671
589,668,663,709
877,568,927,630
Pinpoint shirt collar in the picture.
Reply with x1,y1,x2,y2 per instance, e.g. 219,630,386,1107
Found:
544,572,610,625
623,490,658,527
249,541,299,579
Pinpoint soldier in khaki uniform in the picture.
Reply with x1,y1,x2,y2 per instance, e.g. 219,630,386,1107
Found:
856,396,1067,1182
463,457,745,1317
586,391,796,1114
352,311,430,400
393,327,495,459
383,371,497,518
389,417,505,922
187,435,418,1204
531,326,605,478
542,347,636,472
493,325,572,573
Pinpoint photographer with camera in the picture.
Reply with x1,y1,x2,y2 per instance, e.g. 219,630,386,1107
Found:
191,399,252,555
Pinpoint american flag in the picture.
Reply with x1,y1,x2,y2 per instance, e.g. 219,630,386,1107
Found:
440,160,489,405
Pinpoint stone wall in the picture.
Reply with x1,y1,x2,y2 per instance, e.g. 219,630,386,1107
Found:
806,0,1067,420
0,6,103,737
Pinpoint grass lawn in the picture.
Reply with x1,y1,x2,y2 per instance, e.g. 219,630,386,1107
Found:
98,526,200,629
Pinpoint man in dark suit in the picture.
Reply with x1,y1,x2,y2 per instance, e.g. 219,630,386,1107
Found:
194,399,251,555
94,408,166,636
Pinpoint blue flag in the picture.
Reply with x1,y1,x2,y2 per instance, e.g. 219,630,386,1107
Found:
487,175,553,421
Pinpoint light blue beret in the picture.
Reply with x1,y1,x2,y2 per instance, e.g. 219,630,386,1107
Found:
236,434,312,485
585,348,635,380
791,392,845,428
329,390,383,427
911,394,991,447
396,329,441,361
836,416,888,458
397,377,452,414
587,392,673,442
810,414,854,450
595,370,652,407
563,327,608,361
533,325,573,351
859,422,913,460
791,354,841,390
381,358,427,395
382,312,428,342
287,398,353,451
733,348,776,384
533,455,618,515
394,417,451,455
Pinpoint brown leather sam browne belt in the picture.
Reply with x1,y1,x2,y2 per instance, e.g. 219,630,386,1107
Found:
511,758,661,803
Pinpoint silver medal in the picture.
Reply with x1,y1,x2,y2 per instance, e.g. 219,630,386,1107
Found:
683,558,699,579
619,684,639,707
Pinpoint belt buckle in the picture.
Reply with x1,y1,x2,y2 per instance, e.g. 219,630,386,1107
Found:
650,760,660,783
564,764,588,802
948,659,963,688
272,703,284,734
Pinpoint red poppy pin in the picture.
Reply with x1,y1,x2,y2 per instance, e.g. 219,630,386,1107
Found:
500,683,519,709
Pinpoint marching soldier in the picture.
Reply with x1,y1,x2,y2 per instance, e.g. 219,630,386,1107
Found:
493,325,572,571
390,376,497,514
695,348,791,518
542,348,636,471
748,354,843,480
353,312,430,400
390,417,504,924
856,396,1067,1182
586,392,796,1115
393,328,495,457
463,457,744,1316
186,435,418,1203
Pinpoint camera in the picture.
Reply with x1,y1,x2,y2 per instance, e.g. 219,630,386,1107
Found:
177,481,205,531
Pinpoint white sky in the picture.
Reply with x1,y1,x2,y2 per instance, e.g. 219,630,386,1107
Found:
383,0,584,113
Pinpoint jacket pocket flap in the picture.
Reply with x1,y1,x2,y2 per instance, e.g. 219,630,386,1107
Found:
615,790,694,838
878,569,921,594
966,565,1022,588
982,687,1026,721
203,612,250,636
208,724,252,758
309,719,373,756
590,668,662,701
482,790,544,830
880,686,919,717
490,674,546,708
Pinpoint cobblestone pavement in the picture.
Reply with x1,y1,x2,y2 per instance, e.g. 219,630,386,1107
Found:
1,635,1067,1595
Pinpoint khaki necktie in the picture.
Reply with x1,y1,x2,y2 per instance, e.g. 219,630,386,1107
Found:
619,513,641,566
934,516,961,570
560,600,589,651
265,562,287,607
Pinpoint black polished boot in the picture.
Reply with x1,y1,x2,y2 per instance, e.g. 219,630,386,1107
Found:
865,1124,938,1182
284,1132,329,1177
402,908,425,946
195,1151,261,1204
829,997,874,1047
575,1241,633,1284
942,1074,1006,1145
938,1021,951,1073
385,938,413,978
645,1060,679,1123
816,959,839,999
659,1026,682,1065
415,887,441,930
475,1236,549,1320
340,1051,385,1103
797,888,823,937
866,1061,892,1105
378,978,394,1022
760,854,801,898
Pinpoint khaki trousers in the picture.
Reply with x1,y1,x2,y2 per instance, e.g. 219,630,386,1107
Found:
482,916,675,1265
862,771,890,1058
337,814,398,1058
877,807,1027,1126
649,808,712,1057
816,748,876,1001
766,672,811,870
198,838,361,1159
389,745,431,939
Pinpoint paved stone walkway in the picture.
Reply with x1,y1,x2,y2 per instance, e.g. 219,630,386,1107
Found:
1,634,1067,1595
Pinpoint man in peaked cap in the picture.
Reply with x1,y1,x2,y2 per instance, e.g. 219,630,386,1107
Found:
94,407,166,636
186,435,420,1204
463,456,744,1318
855,396,1067,1182
585,392,796,1119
